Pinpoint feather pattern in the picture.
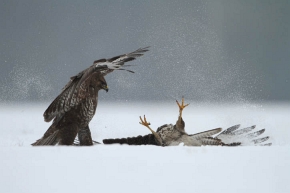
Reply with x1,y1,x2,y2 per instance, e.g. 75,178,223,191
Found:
190,128,222,140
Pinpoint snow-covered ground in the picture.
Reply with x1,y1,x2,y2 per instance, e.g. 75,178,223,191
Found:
1,101,289,193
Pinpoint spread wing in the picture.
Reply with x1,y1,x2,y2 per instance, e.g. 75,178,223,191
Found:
188,125,271,146
93,46,150,75
215,125,271,146
189,128,222,140
43,47,149,122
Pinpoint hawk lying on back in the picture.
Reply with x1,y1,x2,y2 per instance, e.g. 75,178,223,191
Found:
103,97,271,146
32,47,149,146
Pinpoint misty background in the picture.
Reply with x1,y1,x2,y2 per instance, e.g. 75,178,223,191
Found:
0,0,289,103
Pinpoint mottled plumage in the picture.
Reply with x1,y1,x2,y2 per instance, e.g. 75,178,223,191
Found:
103,98,271,146
32,47,149,146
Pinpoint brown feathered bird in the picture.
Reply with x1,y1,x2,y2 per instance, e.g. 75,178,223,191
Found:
103,97,272,146
32,47,149,146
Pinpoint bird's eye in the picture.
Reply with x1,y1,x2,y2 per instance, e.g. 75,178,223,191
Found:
100,80,106,85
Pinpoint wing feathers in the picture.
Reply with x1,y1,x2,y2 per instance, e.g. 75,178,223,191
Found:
259,143,272,146
93,58,107,64
232,125,256,135
32,130,60,146
200,137,222,146
43,75,81,122
95,47,149,74
245,129,265,139
190,128,222,140
218,124,240,135
43,47,149,122
252,136,269,144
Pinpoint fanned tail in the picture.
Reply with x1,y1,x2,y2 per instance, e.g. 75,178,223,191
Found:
103,134,158,146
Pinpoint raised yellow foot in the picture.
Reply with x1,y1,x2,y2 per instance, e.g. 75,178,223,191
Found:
176,97,189,117
139,115,163,145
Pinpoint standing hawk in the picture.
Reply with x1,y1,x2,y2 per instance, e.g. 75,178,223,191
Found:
103,97,271,146
32,47,149,146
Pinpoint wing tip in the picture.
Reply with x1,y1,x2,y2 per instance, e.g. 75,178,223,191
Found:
43,113,53,122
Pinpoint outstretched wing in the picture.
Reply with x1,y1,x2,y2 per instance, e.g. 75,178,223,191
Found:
188,125,271,146
93,46,150,75
43,47,149,122
215,125,271,146
189,128,222,140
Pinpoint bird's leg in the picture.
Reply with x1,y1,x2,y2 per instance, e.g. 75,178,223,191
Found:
175,97,189,132
77,125,98,146
139,115,163,146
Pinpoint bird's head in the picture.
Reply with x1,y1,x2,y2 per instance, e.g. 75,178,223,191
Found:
98,76,109,92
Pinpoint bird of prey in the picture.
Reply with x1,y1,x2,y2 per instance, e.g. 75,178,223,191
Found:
103,97,271,146
32,47,149,146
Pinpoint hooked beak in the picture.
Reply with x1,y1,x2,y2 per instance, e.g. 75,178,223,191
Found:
102,85,109,92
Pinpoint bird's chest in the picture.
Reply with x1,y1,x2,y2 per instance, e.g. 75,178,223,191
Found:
75,97,97,127
158,125,183,145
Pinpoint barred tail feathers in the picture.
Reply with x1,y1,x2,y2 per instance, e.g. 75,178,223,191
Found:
103,134,158,145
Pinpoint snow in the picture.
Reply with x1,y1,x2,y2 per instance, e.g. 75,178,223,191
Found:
0,102,290,193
